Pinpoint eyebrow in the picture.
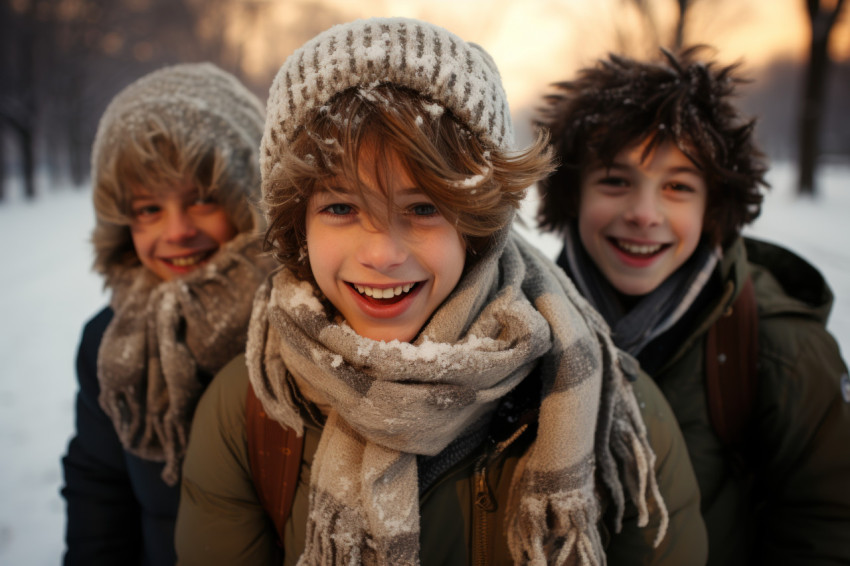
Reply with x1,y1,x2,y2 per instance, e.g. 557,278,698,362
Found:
315,186,424,197
603,162,702,175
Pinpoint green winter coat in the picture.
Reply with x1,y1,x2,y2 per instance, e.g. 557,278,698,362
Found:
646,236,850,566
176,354,707,565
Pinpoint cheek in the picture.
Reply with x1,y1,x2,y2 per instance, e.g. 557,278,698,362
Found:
685,202,707,239
129,225,153,256
424,228,465,303
305,223,338,287
671,203,706,254
577,198,609,247
441,232,466,282
206,213,238,245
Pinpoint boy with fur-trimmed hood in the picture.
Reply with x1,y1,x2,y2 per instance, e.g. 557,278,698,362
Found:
536,46,850,565
61,63,274,565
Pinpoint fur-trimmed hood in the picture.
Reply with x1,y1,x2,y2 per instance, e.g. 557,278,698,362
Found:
90,62,265,287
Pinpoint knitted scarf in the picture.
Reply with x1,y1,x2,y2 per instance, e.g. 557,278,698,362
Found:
559,227,720,356
98,232,274,486
247,228,668,565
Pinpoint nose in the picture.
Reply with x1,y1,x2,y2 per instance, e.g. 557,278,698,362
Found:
624,187,663,228
163,208,198,242
355,219,407,271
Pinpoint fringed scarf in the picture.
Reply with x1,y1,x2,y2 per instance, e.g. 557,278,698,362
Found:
247,228,668,565
98,232,274,485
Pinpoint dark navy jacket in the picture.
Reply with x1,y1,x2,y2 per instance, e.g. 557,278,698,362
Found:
62,307,178,566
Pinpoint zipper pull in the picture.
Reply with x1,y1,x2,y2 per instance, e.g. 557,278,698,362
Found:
474,456,496,511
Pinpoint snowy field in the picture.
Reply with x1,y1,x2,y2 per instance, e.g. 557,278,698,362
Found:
0,161,848,565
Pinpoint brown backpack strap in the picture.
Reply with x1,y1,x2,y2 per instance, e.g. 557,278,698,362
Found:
245,384,304,549
705,277,759,447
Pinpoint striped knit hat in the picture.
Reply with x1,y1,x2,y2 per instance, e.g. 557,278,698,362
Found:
260,17,514,184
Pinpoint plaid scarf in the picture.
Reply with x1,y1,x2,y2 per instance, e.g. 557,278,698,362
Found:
98,233,273,485
248,229,668,565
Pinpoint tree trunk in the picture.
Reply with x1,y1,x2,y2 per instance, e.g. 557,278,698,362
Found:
797,0,845,196
19,126,36,199
0,128,5,201
798,33,829,195
673,0,690,51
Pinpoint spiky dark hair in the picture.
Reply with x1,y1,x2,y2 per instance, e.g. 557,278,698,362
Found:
536,46,768,247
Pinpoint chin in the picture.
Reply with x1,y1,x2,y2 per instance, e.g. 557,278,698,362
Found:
611,279,661,297
354,324,418,344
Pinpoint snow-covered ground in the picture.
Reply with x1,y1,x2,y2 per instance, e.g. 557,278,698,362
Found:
0,161,848,565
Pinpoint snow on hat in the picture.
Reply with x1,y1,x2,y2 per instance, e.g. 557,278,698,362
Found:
90,62,265,281
260,17,514,184
92,62,265,198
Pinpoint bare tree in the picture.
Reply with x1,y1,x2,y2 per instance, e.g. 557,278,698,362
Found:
672,0,692,51
797,0,846,196
0,0,37,200
616,0,701,54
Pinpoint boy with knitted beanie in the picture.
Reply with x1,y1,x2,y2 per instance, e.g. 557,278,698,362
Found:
176,19,707,565
61,63,274,565
536,47,850,565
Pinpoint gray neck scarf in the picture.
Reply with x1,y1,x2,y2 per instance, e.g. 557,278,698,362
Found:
560,227,720,356
98,233,274,485
248,228,668,565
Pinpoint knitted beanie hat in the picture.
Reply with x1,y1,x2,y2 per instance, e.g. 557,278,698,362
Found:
261,17,514,185
90,62,265,284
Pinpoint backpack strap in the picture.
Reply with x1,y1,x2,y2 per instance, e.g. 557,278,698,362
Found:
245,383,304,550
705,276,759,447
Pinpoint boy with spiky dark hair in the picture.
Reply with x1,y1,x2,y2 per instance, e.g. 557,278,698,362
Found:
536,47,850,566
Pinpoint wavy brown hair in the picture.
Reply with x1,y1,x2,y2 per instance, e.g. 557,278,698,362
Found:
536,46,768,248
264,84,555,282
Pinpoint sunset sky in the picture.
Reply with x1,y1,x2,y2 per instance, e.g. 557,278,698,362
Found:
221,0,849,111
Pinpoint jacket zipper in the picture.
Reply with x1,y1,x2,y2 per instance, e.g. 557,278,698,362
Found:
473,453,496,565
472,423,529,566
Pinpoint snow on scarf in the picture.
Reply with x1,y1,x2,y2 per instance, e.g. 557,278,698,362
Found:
247,228,668,565
98,232,274,485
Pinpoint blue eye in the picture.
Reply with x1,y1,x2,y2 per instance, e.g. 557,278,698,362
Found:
410,203,438,216
325,203,354,215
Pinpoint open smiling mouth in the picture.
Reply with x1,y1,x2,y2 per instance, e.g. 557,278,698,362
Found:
349,282,421,305
610,238,669,257
162,250,216,268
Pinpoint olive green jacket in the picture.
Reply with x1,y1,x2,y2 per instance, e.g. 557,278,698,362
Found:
176,353,707,565
647,237,850,566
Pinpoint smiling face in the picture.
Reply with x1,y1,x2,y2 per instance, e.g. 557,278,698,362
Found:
129,183,238,281
577,139,707,296
305,149,466,343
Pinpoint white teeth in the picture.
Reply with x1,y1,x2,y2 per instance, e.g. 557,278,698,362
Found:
354,283,416,298
168,253,205,267
617,240,662,255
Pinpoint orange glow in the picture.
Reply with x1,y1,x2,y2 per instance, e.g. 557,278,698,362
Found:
221,0,848,110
